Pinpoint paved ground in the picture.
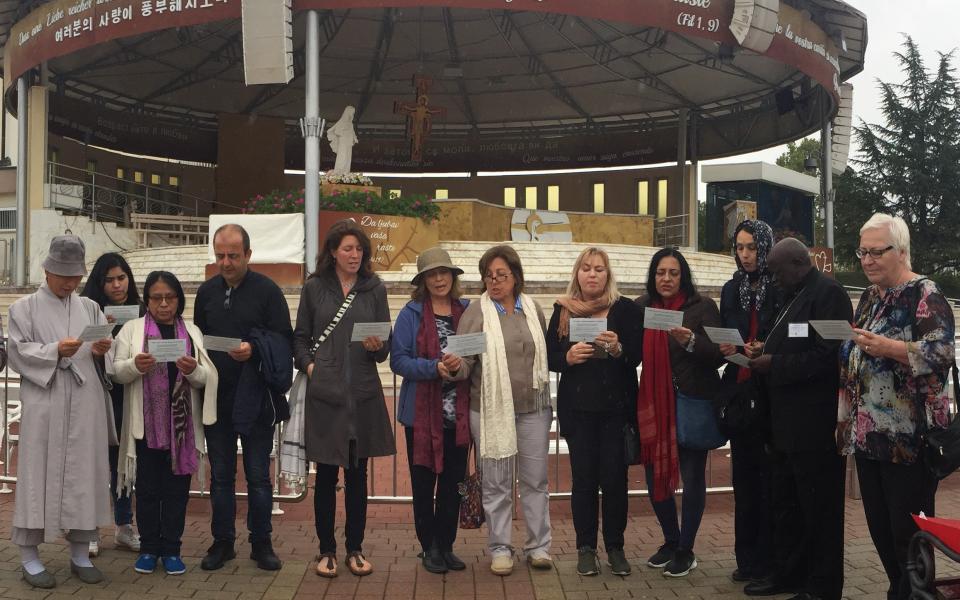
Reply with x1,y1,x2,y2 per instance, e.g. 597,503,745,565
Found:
0,472,958,600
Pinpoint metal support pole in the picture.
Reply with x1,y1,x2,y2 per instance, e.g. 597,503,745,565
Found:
821,92,835,249
15,77,27,287
676,108,689,247
689,111,699,251
302,10,322,278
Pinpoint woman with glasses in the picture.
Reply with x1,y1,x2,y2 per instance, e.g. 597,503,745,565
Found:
112,271,218,576
717,220,777,585
390,247,470,575
546,247,642,577
636,248,723,578
837,213,956,600
449,245,553,576
293,219,394,578
80,253,144,557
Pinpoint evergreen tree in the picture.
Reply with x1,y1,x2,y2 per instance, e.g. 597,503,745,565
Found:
854,36,960,275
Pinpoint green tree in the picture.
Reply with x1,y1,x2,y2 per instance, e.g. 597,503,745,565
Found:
775,137,824,245
853,36,960,275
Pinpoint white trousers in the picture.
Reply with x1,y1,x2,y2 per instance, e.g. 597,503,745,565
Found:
470,408,553,557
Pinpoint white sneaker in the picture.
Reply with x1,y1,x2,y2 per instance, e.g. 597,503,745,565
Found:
490,554,513,576
115,525,141,552
526,549,553,570
88,540,100,557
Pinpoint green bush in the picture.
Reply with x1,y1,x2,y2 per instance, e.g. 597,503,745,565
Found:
241,187,440,222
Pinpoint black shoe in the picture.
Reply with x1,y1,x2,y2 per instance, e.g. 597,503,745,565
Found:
250,540,282,571
732,568,754,582
201,540,236,571
786,594,821,600
663,549,697,577
421,547,448,574
744,576,792,596
576,547,600,576
442,551,466,571
646,543,677,568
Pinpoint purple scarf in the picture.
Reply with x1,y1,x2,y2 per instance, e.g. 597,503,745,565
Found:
142,313,197,476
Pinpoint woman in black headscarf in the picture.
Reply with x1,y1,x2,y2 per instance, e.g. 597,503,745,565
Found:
718,219,777,586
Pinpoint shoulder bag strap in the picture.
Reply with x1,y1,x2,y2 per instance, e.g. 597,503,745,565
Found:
309,290,357,355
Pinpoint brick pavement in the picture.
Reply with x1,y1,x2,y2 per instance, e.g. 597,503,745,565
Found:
0,474,958,600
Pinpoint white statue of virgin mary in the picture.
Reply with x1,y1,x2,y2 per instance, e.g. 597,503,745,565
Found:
327,106,359,175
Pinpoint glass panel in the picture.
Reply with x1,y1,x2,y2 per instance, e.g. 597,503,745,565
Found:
638,180,649,215
593,183,604,213
524,186,537,209
547,185,559,211
503,187,516,207
657,179,668,219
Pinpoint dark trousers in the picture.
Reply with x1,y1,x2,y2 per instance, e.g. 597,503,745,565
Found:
565,410,629,551
404,426,468,553
315,459,369,554
731,432,773,576
644,446,708,551
134,440,191,556
770,449,846,600
856,453,937,600
204,418,275,544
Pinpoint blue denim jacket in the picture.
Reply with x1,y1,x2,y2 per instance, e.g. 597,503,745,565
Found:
390,298,470,427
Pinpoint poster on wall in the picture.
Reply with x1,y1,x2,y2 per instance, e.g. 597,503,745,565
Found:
510,210,573,243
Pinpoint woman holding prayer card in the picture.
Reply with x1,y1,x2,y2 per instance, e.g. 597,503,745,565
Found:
635,248,723,578
113,271,218,576
81,253,145,557
390,247,471,575
718,220,778,585
838,213,955,599
546,247,642,577
293,219,394,578
450,244,553,576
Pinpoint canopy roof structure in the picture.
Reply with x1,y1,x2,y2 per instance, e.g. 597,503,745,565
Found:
0,0,867,171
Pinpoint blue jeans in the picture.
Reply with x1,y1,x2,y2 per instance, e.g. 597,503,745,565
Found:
204,419,274,544
644,446,708,551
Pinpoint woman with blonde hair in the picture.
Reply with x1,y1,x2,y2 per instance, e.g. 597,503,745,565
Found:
450,244,553,576
546,248,642,576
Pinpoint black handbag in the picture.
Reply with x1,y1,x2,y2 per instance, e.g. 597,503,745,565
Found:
918,362,960,480
714,376,767,438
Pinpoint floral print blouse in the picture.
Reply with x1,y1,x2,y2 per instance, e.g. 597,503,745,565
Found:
838,277,956,464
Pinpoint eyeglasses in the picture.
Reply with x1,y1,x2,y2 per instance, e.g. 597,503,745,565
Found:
223,287,233,310
483,272,511,284
148,294,178,305
855,246,895,260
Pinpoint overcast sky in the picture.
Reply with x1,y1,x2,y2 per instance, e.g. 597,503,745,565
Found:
702,0,960,177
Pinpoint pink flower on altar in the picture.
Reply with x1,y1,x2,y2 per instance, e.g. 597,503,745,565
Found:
273,203,280,208
332,190,340,196
256,194,263,200
414,200,421,207
296,198,304,205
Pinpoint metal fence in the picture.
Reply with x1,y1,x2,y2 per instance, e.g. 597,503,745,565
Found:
45,162,241,224
654,213,690,248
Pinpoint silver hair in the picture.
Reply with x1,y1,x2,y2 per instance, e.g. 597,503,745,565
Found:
860,213,912,269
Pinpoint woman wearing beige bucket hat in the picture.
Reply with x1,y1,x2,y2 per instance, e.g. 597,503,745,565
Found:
390,247,471,574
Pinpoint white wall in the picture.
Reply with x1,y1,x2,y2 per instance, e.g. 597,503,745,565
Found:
29,209,139,283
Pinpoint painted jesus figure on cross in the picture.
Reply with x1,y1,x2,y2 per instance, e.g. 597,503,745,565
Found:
393,74,446,163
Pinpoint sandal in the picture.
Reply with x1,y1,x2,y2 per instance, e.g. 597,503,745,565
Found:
315,553,337,578
346,551,373,576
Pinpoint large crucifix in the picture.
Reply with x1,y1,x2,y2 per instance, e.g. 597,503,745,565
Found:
393,75,446,163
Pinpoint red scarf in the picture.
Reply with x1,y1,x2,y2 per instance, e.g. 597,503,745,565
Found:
414,298,470,473
638,292,686,501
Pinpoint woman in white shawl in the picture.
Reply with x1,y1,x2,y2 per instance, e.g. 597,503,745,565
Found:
327,106,358,175
450,245,553,576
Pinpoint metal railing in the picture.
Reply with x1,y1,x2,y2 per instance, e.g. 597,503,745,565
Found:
654,213,690,248
45,161,242,224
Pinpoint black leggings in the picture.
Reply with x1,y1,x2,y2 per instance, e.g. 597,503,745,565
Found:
314,459,368,554
404,426,469,552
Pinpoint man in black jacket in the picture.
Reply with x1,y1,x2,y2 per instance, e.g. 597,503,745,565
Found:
194,224,293,571
746,238,853,600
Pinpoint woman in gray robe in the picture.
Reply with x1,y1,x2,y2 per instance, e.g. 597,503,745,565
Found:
9,236,114,588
